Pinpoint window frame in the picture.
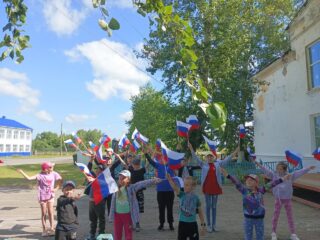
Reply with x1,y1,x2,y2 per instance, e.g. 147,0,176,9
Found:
313,114,320,149
306,38,320,90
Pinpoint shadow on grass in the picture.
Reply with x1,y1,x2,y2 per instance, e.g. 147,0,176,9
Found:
0,224,48,240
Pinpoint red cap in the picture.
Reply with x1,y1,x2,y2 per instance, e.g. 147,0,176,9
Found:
41,162,54,171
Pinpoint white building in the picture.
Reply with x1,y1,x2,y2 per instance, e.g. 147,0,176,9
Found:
253,0,320,170
0,116,33,157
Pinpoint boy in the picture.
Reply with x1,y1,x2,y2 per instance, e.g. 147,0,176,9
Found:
55,180,80,240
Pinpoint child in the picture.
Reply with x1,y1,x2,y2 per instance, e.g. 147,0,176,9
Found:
109,170,161,240
178,157,201,179
220,168,290,240
166,174,206,240
55,180,80,240
254,160,316,240
128,157,146,231
17,162,62,237
143,146,176,231
188,142,239,232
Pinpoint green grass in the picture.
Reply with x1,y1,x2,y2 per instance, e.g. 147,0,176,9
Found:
0,163,86,188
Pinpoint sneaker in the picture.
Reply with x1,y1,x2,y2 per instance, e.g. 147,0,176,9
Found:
271,232,277,240
136,223,140,232
169,223,174,231
157,224,164,231
212,226,218,232
47,228,55,236
207,226,212,233
86,234,96,240
290,234,300,240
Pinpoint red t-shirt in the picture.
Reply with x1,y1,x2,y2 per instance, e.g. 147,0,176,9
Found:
202,163,222,195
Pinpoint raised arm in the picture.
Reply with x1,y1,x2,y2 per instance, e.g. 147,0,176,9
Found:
114,153,128,169
16,169,37,180
253,159,274,179
291,166,315,181
166,173,180,195
260,175,286,194
188,141,203,167
132,178,162,192
219,146,239,167
221,167,247,194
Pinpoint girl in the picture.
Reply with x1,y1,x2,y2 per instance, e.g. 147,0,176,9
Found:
220,168,290,240
109,170,161,240
167,174,206,240
254,160,316,240
188,142,239,232
17,162,62,237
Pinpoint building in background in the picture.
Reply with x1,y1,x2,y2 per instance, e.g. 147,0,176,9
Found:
252,0,320,170
0,116,33,157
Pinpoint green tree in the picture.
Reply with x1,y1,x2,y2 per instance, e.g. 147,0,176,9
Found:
32,131,60,151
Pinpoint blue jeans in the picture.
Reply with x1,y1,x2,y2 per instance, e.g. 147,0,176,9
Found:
244,217,264,240
204,194,218,228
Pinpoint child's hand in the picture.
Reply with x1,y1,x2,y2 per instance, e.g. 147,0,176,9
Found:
153,177,162,184
220,167,228,177
200,225,206,236
283,174,291,181
187,141,193,151
16,168,23,173
86,176,96,182
308,166,316,171
73,193,81,200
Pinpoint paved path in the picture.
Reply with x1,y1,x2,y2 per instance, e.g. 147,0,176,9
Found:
0,156,72,166
0,185,319,240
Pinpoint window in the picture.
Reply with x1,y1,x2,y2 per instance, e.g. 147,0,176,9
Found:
307,40,320,89
19,145,24,152
5,144,11,152
26,131,31,140
315,115,320,148
7,129,12,139
0,129,4,139
25,145,30,152
13,130,18,139
13,145,18,152
0,144,3,152
20,131,25,139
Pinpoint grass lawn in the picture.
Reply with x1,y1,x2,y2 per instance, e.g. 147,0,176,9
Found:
0,163,87,189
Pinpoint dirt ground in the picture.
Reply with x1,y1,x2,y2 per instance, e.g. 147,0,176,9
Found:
0,185,319,240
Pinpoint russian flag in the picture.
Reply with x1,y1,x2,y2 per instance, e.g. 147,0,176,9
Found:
285,150,302,167
132,128,149,144
130,139,141,153
92,168,118,205
64,139,77,149
176,121,191,138
247,147,256,160
72,132,82,144
132,128,139,140
96,145,107,164
155,139,161,152
173,176,184,188
100,133,111,148
89,141,99,152
119,134,131,149
161,140,185,170
312,148,320,161
203,135,217,157
76,162,94,177
186,115,200,130
239,124,246,139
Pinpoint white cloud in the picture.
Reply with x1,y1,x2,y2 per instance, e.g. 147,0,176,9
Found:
65,114,96,123
65,39,150,101
35,110,53,122
109,0,134,9
120,111,133,121
0,68,40,113
42,0,90,36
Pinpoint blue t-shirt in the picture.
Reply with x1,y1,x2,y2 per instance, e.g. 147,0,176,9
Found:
178,191,200,222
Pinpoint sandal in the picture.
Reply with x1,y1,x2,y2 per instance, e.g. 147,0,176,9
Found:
47,228,55,236
41,231,48,237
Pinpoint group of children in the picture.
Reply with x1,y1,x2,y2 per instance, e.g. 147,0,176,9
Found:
17,142,316,240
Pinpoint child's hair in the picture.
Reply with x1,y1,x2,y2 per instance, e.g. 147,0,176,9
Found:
184,176,197,187
276,161,288,171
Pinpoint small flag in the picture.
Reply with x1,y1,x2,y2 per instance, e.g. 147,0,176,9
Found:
132,128,149,144
285,150,302,167
119,134,131,149
312,148,320,161
173,176,184,188
130,139,141,153
203,135,217,157
239,124,246,139
155,139,161,152
92,168,118,205
247,147,256,160
161,140,185,170
64,139,77,149
72,132,82,144
176,121,192,138
100,133,111,148
96,145,107,164
75,162,94,177
89,141,99,152
186,115,200,130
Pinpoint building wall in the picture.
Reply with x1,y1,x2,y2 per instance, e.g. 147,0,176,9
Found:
253,0,320,170
0,126,32,157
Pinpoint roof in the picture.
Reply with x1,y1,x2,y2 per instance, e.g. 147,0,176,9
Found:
285,0,310,30
0,116,32,130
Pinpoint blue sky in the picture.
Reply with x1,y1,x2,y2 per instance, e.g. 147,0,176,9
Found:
0,0,162,139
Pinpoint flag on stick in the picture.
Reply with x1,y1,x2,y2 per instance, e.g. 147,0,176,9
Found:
176,121,191,138
203,135,217,157
186,115,200,130
285,150,302,167
312,148,320,161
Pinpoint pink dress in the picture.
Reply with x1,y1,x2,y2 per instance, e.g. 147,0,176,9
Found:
36,171,62,202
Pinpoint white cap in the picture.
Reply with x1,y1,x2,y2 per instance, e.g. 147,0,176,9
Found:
107,148,114,153
119,170,131,178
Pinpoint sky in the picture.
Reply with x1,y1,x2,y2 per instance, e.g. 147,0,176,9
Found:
0,0,163,139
